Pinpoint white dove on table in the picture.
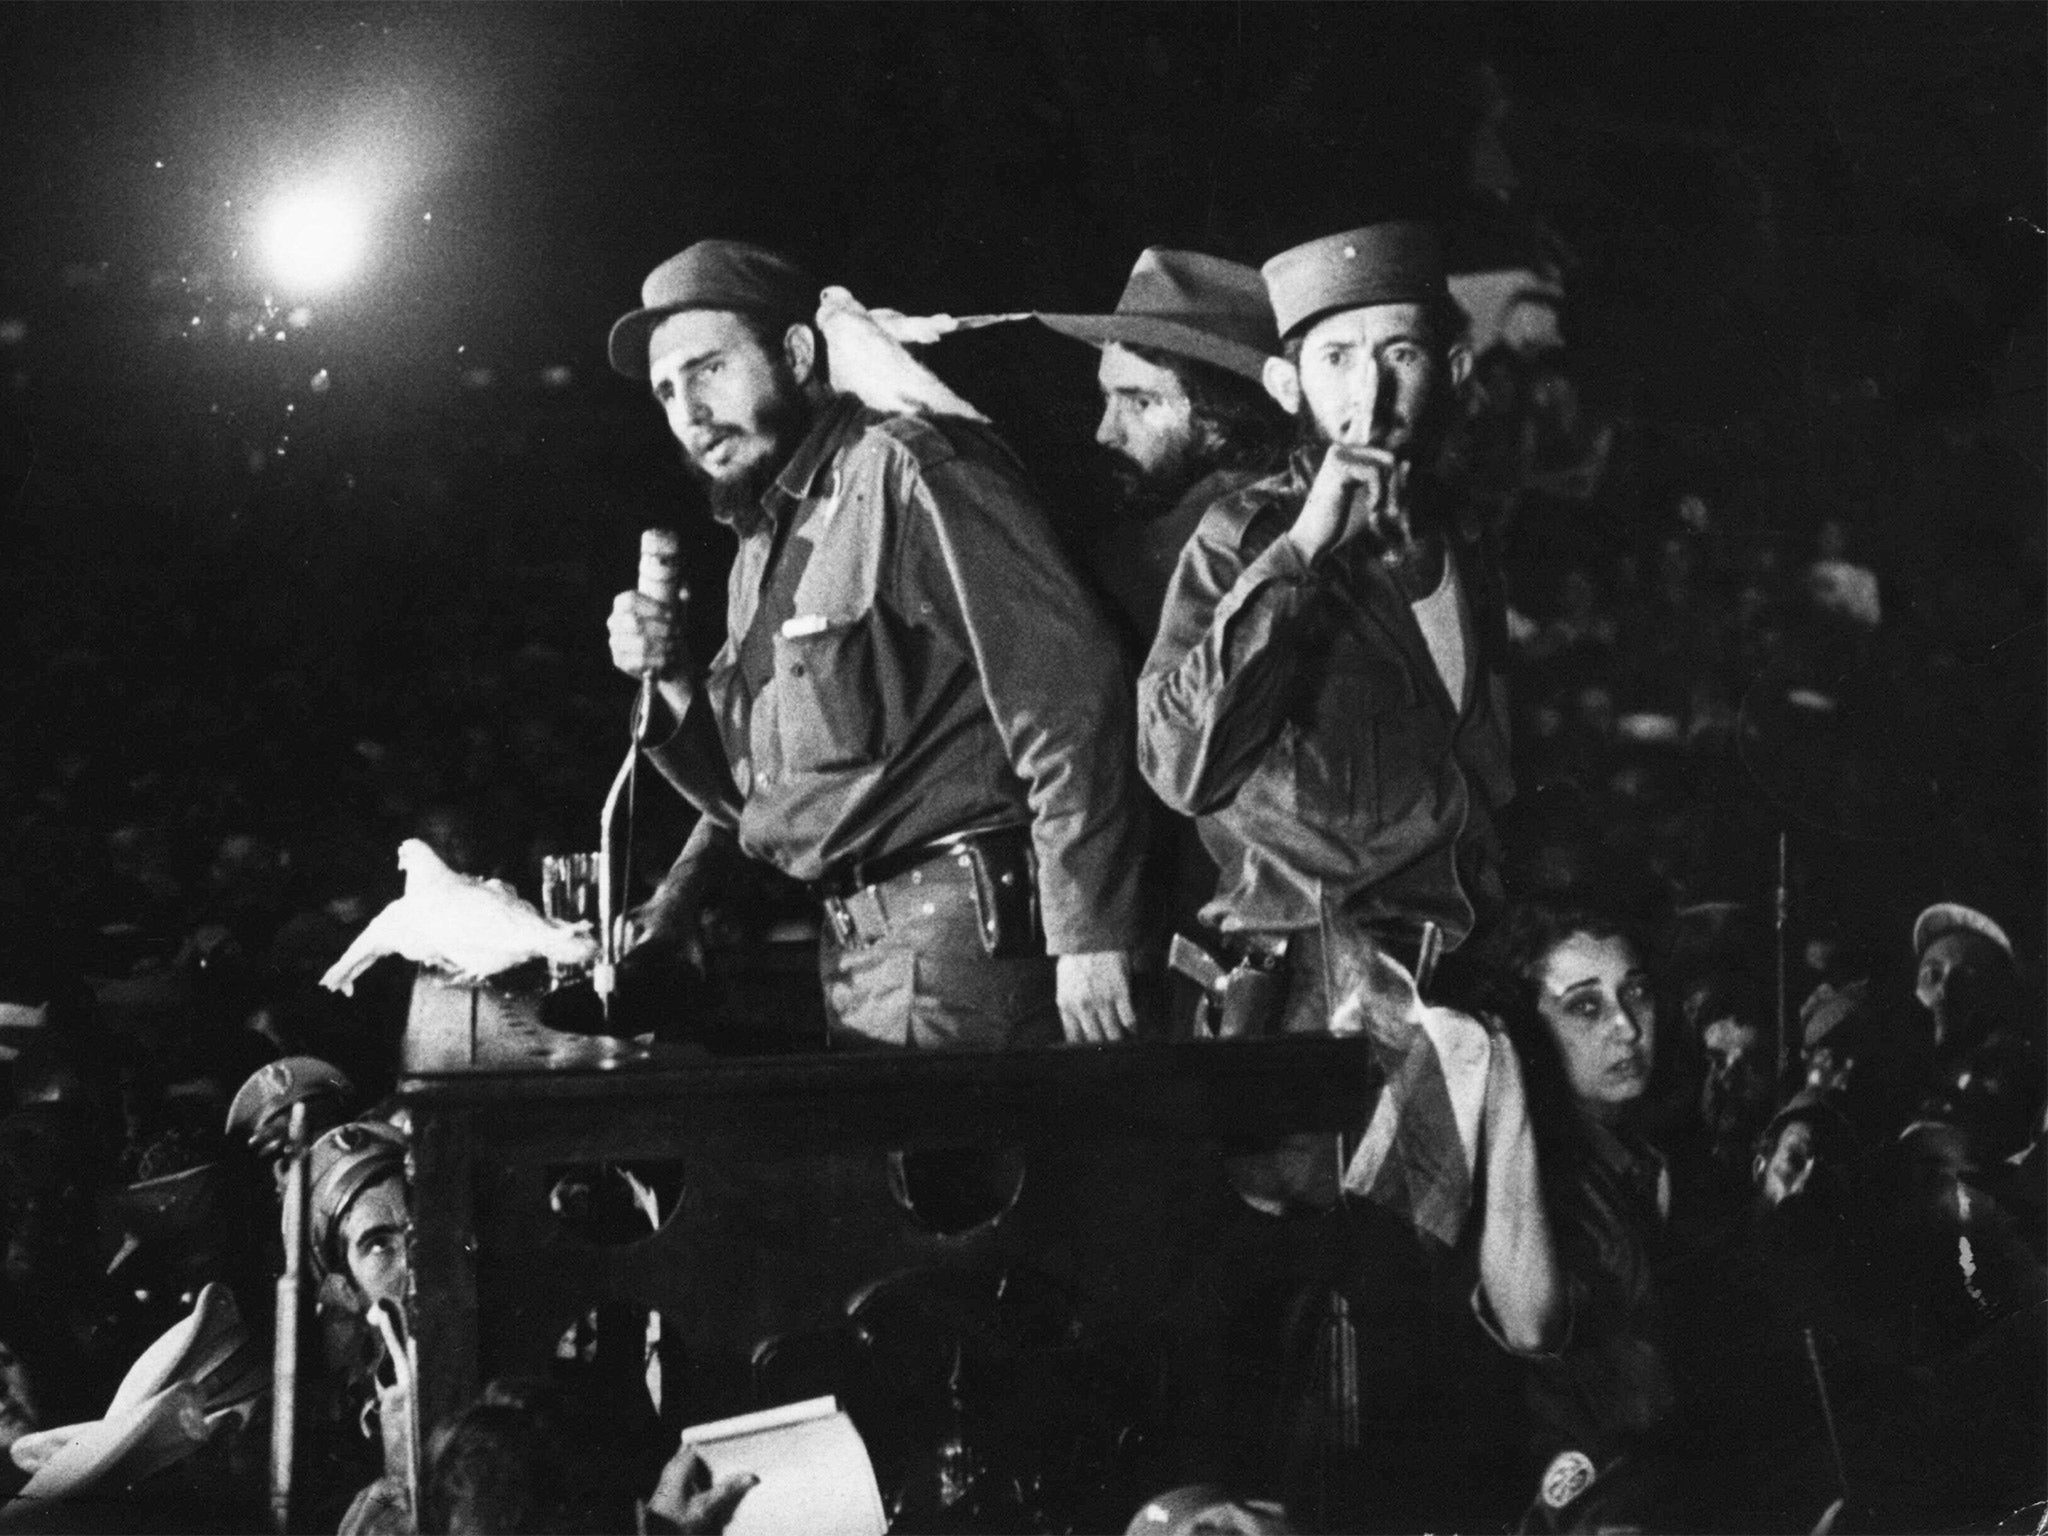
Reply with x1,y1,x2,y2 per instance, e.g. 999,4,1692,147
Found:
319,839,598,995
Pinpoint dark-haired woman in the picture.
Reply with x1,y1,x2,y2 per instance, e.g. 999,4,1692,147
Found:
1474,902,1821,1534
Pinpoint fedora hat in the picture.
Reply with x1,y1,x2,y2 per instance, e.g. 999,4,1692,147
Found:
1037,248,1278,382
608,240,818,380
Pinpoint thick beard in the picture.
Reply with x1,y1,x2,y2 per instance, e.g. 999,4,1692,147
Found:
685,381,815,528
1104,430,1207,523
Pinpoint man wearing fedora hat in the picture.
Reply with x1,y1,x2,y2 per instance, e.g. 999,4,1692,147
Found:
1037,248,1289,648
606,240,1144,1048
1036,250,1289,1027
1139,220,1514,1042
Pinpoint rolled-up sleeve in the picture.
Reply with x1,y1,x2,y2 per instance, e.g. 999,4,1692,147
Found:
1137,515,1319,817
913,449,1145,955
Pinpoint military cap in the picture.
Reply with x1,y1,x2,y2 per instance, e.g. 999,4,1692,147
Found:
608,239,818,379
1261,220,1447,341
225,1056,354,1150
1911,902,2014,963
306,1119,408,1277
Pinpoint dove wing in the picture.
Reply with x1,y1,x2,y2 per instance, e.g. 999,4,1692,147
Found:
318,903,411,995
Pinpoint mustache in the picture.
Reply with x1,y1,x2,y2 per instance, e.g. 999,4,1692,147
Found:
678,427,737,469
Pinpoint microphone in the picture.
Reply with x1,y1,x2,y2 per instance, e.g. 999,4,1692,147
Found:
633,528,683,745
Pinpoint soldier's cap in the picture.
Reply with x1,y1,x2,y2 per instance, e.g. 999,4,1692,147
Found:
1799,978,1874,1051
1261,220,1448,342
307,1119,408,1276
1037,248,1279,383
225,1055,354,1145
608,240,818,380
1911,902,2014,963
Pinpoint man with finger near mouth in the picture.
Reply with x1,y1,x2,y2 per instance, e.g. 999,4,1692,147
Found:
1138,221,1515,1092
606,240,1145,1049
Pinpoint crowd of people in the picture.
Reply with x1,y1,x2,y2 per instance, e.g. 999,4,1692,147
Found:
0,210,2038,1536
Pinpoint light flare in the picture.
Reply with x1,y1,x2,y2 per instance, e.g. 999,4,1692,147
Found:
257,187,369,292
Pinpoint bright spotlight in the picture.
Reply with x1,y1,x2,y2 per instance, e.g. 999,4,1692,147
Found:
258,187,368,292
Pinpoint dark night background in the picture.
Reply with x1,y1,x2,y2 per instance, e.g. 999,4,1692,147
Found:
0,0,2041,981
0,7,2042,1531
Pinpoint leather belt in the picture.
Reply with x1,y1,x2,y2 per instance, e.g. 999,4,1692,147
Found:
811,824,1031,901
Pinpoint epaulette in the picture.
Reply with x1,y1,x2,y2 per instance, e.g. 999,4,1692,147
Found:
871,411,965,472
1196,468,1297,560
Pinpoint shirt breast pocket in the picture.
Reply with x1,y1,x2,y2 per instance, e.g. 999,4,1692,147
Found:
772,612,887,774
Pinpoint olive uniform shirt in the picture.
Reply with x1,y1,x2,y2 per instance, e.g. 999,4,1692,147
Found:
649,393,1144,956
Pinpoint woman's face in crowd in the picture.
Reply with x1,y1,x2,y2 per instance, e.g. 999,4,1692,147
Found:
1537,931,1656,1113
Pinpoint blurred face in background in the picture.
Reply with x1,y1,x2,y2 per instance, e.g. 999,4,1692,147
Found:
1537,931,1656,1115
1702,1013,1773,1135
1914,931,2015,1052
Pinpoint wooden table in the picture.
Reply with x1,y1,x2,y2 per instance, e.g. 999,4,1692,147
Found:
397,975,1384,1519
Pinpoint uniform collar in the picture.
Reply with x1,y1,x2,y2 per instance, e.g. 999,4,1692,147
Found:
765,391,864,511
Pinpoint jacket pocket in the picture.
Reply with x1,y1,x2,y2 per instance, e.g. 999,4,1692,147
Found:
773,615,885,773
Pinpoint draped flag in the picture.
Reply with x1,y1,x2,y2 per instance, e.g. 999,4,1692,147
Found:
1329,933,1493,1249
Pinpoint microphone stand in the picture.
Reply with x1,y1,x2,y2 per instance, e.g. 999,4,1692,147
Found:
597,530,682,1023
595,682,659,1022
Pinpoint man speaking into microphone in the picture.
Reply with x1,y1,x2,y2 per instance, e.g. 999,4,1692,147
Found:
604,240,1144,1048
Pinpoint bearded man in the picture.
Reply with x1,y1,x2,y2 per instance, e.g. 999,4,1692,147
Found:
606,241,1144,1047
1036,248,1288,651
1139,221,1515,1037
1029,251,1288,1027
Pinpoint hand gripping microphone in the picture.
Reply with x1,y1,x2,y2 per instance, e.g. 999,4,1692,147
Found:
633,528,684,745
